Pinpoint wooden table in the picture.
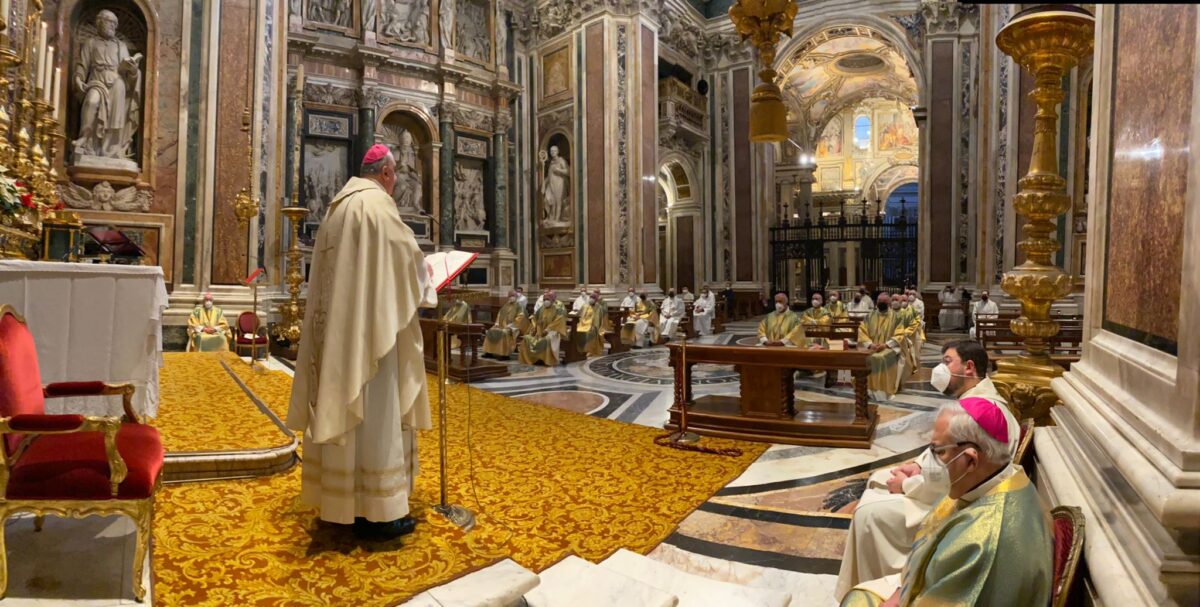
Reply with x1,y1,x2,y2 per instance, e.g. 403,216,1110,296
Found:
666,343,876,448
562,314,587,364
606,308,630,354
419,319,510,382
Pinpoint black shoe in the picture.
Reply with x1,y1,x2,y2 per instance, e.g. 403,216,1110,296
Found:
353,516,417,540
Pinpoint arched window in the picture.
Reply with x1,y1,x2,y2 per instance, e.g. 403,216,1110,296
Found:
853,115,871,151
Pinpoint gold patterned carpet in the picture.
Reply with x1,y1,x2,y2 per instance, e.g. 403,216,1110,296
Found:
152,369,766,606
153,353,292,453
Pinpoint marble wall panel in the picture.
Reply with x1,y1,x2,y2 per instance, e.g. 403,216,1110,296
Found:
212,0,254,284
301,59,360,81
733,68,751,282
457,89,497,110
640,25,656,284
153,2,183,215
928,40,954,283
676,215,694,292
376,71,439,93
585,23,605,284
1101,4,1195,356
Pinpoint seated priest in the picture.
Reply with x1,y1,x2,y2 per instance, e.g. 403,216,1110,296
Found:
519,290,568,366
849,287,874,320
800,292,833,348
659,289,684,340
896,295,925,378
574,289,609,357
680,287,695,303
442,298,473,351
187,292,231,352
827,290,849,319
620,287,639,310
840,396,1050,607
515,286,529,313
907,289,926,320
837,341,1016,600
571,286,590,315
533,288,550,315
483,291,525,359
758,293,806,347
969,290,1000,339
856,292,909,400
693,286,717,336
621,293,660,348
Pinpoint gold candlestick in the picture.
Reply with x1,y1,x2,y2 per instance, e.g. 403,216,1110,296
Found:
274,205,308,345
0,34,19,168
990,6,1094,425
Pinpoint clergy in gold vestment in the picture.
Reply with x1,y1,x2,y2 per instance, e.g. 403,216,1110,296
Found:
758,293,806,346
800,293,832,348
621,294,660,348
841,397,1051,607
857,293,908,400
483,292,525,359
186,292,230,352
895,297,924,378
827,292,849,320
836,341,1017,600
574,290,609,358
286,145,437,540
442,299,472,351
520,292,568,366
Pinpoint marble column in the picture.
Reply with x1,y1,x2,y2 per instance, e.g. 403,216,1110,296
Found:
493,118,510,250
439,104,456,247
357,106,375,172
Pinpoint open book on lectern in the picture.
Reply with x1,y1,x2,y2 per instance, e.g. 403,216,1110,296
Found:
424,250,478,293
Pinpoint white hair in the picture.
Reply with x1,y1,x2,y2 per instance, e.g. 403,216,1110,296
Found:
938,402,1012,466
361,150,395,176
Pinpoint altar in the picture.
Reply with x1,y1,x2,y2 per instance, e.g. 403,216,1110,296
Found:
0,260,168,418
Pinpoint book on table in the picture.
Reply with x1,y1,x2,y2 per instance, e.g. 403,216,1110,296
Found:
424,250,478,293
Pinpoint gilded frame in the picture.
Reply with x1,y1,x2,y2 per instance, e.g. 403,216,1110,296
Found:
540,43,573,107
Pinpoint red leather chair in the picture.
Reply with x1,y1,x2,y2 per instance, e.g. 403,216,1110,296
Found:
1050,505,1085,607
0,304,163,602
234,311,269,360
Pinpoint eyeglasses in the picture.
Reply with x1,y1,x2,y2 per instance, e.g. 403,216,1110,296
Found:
928,441,977,455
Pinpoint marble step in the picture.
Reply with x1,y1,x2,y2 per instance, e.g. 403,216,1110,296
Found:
524,555,679,607
401,559,540,607
599,549,792,607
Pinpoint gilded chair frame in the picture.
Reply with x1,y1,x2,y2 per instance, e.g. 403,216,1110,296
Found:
0,305,158,602
1051,505,1086,607
234,311,268,360
1015,418,1036,468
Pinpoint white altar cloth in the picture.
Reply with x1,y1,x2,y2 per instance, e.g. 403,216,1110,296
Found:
0,260,168,418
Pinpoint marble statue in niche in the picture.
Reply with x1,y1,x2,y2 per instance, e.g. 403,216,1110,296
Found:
307,0,352,28
381,0,431,45
438,0,454,53
455,0,490,63
453,163,486,232
391,129,423,213
496,10,507,69
72,9,143,171
540,144,570,228
362,0,377,32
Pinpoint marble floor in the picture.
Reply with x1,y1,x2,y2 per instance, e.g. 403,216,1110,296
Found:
13,321,962,606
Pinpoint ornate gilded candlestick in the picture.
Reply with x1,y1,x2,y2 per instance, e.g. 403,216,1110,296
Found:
990,6,1094,424
728,0,796,142
274,205,308,345
0,38,19,168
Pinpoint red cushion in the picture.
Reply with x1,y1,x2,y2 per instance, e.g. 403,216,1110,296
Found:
43,381,107,397
0,311,46,454
1052,516,1074,597
237,312,258,334
7,424,164,500
9,414,85,432
235,335,269,345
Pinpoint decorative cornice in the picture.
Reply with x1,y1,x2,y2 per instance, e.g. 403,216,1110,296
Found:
517,0,664,44
921,0,978,36
701,31,754,66
304,81,359,106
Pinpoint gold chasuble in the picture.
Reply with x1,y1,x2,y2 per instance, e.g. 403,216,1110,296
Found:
187,306,230,352
757,309,806,346
575,300,609,357
621,299,660,347
799,306,832,347
896,307,924,376
442,300,473,351
828,300,849,319
857,310,907,400
483,301,525,358
519,301,568,366
841,466,1053,607
286,177,434,524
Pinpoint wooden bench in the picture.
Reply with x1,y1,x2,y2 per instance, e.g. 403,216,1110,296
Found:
975,315,1083,370
666,343,875,448
419,318,511,382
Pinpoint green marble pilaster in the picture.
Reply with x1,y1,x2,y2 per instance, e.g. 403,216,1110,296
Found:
439,114,456,246
493,131,509,248
357,107,375,174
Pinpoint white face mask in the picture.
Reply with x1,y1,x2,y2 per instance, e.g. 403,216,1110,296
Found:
203,300,213,310
930,363,971,395
812,300,821,308
775,303,786,313
921,446,970,495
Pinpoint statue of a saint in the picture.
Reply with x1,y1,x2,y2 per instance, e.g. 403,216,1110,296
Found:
438,0,454,53
72,10,143,169
542,145,568,227
453,164,485,232
392,129,423,213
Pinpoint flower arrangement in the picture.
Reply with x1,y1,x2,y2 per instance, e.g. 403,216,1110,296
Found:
0,166,63,217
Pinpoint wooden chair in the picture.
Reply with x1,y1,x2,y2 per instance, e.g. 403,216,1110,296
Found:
1015,419,1035,469
234,311,269,360
0,305,164,602
1051,505,1086,607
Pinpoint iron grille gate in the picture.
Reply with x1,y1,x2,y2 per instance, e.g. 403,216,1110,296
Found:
769,215,918,295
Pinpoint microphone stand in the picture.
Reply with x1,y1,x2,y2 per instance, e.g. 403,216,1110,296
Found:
435,299,475,531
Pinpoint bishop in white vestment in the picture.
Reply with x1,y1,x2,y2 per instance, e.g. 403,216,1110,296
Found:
286,145,437,540
659,290,683,339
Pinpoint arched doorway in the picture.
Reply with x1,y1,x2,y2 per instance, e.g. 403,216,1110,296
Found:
657,159,699,293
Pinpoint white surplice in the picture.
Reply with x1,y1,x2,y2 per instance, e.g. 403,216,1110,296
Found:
693,293,716,335
659,296,682,337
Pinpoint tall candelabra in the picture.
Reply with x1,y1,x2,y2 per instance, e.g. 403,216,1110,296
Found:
990,6,1094,424
274,205,307,345
0,1,66,260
